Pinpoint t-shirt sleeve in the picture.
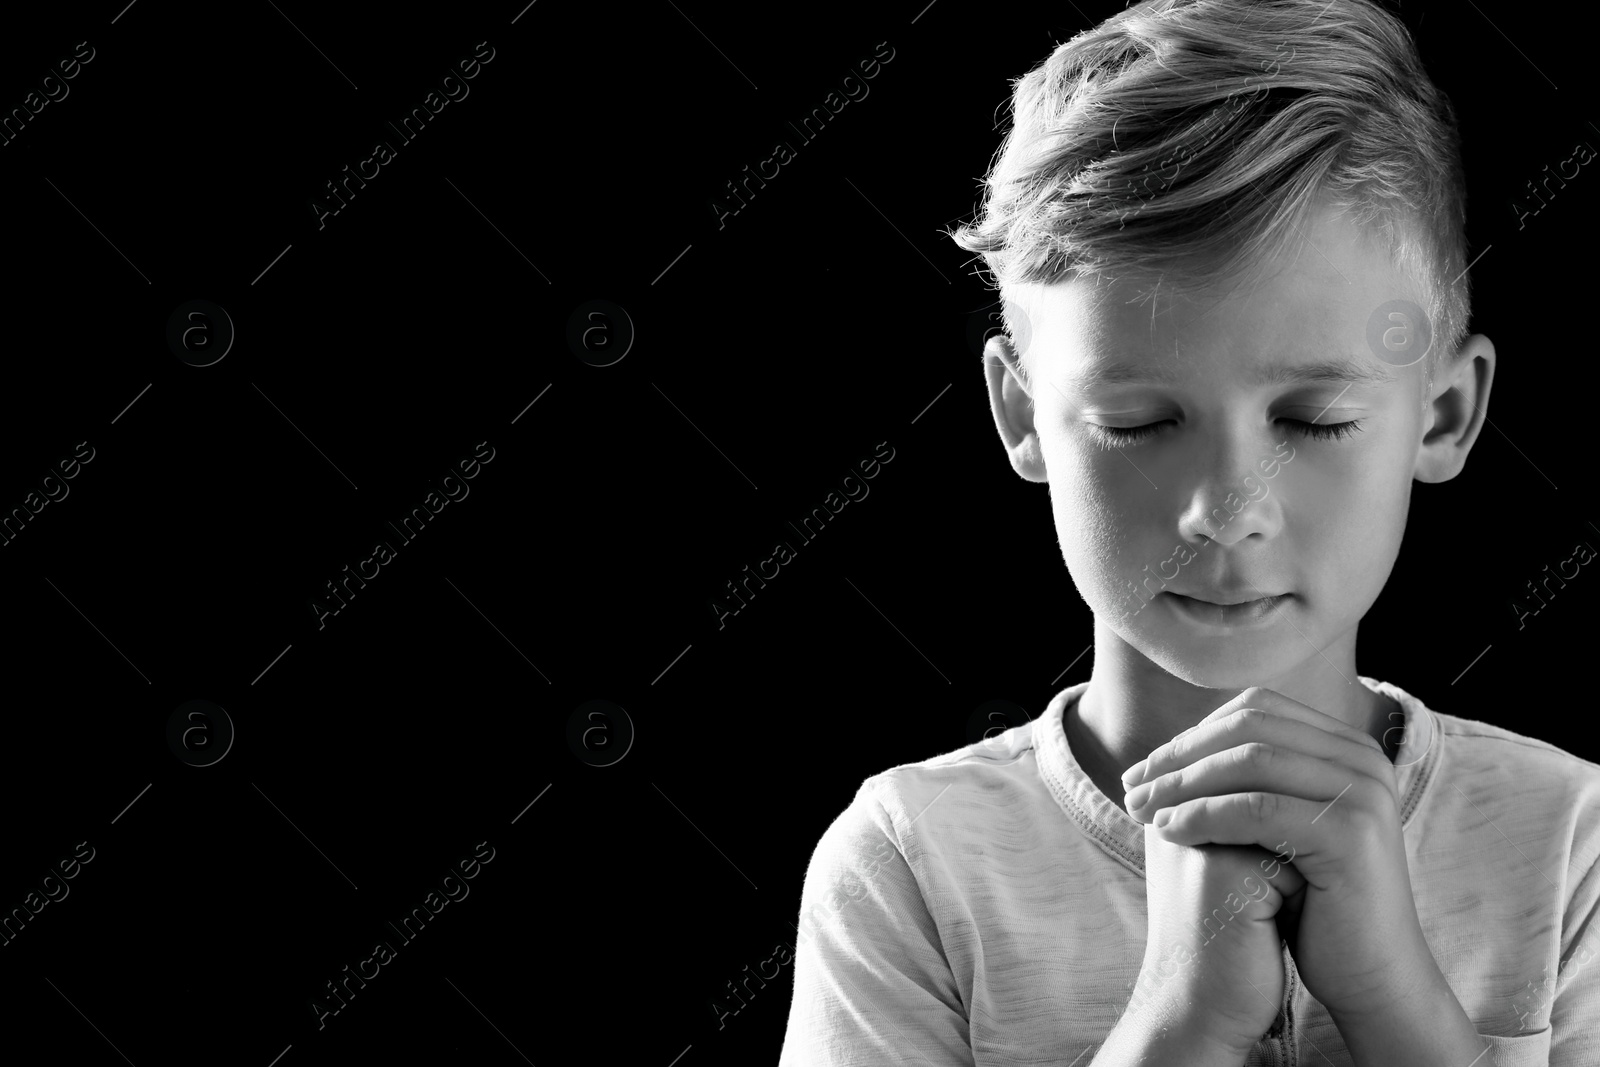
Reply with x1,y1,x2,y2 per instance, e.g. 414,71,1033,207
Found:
777,776,973,1066
1549,854,1600,1066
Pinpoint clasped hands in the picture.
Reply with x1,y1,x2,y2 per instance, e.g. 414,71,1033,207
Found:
1119,686,1438,1024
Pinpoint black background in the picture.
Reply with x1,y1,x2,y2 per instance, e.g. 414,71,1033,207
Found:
0,1,1593,1064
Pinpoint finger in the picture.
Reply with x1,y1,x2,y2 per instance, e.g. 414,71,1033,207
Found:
1267,867,1308,924
1135,711,1394,798
1207,687,1384,754
1125,741,1380,824
1149,791,1353,886
1152,835,1309,902
1127,688,1387,787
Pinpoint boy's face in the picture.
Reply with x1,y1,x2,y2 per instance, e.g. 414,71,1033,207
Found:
996,203,1468,688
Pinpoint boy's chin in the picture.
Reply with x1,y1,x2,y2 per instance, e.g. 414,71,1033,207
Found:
1099,599,1309,687
1166,660,1289,690
1133,633,1296,690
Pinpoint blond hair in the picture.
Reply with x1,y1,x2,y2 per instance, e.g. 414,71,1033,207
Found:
950,0,1470,393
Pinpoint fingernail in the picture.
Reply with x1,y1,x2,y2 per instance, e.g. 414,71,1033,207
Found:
1154,808,1173,827
1120,759,1148,789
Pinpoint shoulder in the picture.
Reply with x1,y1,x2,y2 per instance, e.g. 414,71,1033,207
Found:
805,721,1044,875
1432,706,1600,788
1374,676,1600,791
1431,705,1600,851
1380,679,1600,878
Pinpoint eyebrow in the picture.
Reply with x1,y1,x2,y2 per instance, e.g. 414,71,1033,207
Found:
1069,358,1396,388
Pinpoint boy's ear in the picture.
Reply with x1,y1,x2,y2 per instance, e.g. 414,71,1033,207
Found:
1414,332,1495,484
984,335,1048,482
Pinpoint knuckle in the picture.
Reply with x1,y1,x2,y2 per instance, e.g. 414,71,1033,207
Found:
1238,741,1274,768
1149,767,1179,806
1239,686,1273,706
1245,790,1277,821
1229,706,1266,733
1355,730,1386,757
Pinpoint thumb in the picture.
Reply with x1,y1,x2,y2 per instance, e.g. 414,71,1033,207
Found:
1266,857,1307,906
1282,882,1307,917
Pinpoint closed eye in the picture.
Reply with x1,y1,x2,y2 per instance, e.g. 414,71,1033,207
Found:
1084,418,1364,450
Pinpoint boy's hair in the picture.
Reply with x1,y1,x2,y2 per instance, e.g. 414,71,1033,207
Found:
950,0,1469,399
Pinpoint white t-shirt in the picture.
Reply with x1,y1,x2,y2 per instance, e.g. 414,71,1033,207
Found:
776,676,1600,1066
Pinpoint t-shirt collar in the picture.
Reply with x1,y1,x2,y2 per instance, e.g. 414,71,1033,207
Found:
1033,676,1442,875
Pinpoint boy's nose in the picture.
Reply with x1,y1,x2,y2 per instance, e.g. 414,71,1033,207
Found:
1178,476,1281,545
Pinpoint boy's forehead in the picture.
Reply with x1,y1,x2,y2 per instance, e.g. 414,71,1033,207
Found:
1014,207,1425,372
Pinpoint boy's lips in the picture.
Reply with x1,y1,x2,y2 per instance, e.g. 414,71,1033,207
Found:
1163,591,1292,627
1174,589,1289,606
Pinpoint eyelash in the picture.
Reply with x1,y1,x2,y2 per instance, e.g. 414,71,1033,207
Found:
1085,418,1365,450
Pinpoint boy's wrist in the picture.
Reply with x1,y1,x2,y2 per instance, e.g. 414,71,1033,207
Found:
1327,967,1488,1067
1095,1003,1251,1067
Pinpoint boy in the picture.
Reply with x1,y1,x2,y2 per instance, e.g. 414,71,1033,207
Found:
777,1,1600,1064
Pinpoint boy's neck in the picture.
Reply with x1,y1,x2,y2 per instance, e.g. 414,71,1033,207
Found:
1068,617,1399,807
